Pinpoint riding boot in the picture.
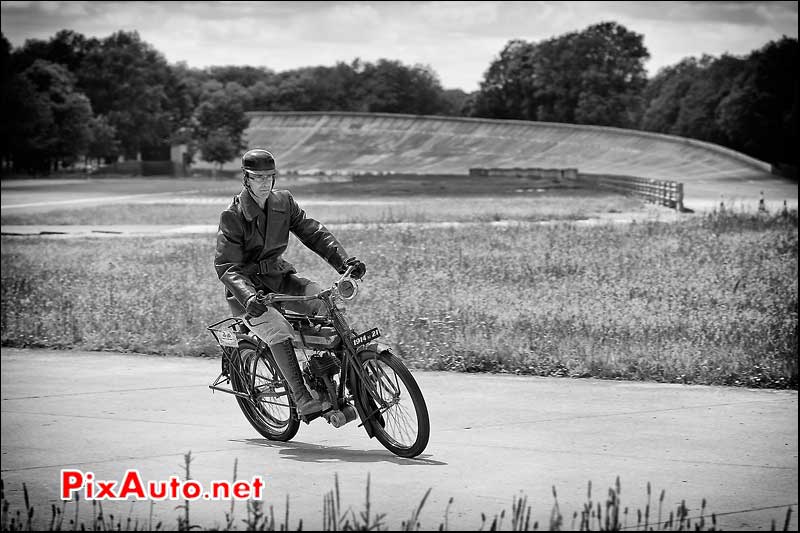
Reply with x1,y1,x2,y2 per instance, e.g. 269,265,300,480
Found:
269,338,323,416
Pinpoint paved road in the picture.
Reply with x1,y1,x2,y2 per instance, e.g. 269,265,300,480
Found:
1,348,796,531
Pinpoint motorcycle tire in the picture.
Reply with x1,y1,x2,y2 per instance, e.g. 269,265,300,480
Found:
353,349,430,458
231,340,300,441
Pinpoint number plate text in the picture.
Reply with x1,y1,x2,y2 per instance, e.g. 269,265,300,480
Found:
352,328,381,347
215,330,239,348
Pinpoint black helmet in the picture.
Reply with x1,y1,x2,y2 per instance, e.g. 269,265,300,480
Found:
241,149,275,172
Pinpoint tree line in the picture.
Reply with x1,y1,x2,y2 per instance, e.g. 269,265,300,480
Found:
0,22,796,174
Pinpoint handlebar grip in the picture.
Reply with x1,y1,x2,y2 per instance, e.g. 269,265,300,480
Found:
254,290,274,304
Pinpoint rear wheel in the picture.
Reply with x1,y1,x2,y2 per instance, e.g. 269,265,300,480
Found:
355,350,430,458
231,341,299,441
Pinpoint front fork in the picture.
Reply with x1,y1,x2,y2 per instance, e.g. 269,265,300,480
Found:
329,309,389,411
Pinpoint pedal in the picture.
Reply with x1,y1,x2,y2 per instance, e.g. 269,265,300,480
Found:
299,407,333,425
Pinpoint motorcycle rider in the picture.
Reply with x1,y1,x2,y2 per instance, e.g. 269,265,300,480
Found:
214,148,366,416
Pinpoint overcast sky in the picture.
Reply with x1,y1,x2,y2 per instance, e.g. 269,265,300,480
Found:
1,1,797,92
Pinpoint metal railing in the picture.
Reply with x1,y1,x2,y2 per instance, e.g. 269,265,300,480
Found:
575,172,684,210
469,167,684,211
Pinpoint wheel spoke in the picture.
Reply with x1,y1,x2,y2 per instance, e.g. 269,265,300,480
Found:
239,349,294,427
253,359,291,418
361,356,423,451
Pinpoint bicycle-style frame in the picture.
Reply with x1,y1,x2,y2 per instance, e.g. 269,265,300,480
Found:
207,268,395,431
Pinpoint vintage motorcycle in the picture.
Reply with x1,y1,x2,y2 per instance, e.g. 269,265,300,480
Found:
207,265,430,458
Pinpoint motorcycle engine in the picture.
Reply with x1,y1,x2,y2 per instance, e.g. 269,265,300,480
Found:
302,351,340,395
309,351,340,376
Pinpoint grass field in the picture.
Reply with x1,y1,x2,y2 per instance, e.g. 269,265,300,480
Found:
1,174,648,225
0,194,648,225
1,196,796,388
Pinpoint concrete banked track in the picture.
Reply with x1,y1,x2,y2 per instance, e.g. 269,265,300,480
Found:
244,111,773,181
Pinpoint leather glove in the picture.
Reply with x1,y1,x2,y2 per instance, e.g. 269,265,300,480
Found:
245,294,269,318
344,257,366,280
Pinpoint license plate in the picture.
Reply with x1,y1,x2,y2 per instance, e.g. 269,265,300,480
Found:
352,328,381,347
215,330,239,348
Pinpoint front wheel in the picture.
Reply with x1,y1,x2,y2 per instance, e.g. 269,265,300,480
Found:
231,341,300,441
355,349,430,458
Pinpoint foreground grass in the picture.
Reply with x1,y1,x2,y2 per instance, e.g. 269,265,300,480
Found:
1,209,797,388
2,454,795,530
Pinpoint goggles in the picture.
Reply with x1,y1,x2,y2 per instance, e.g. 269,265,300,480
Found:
246,170,277,183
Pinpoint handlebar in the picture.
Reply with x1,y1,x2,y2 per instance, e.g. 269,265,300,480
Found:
254,264,357,305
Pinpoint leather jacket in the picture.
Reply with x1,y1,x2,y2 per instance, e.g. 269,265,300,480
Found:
214,187,349,315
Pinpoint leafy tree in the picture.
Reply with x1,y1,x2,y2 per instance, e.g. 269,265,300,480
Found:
440,88,472,116
360,59,446,115
77,30,188,159
199,128,239,174
1,32,16,168
171,61,214,111
54,91,94,167
195,82,250,137
639,58,702,133
640,37,797,169
206,65,276,88
244,59,449,114
717,37,798,166
309,61,363,111
670,54,744,144
472,22,649,127
86,115,120,164
472,39,537,119
10,29,91,75
572,22,650,127
194,82,249,166
3,59,92,172
249,79,282,111
1,73,51,172
184,56,457,116
270,68,332,111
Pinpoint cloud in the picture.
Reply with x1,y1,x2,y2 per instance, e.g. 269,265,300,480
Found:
292,3,385,43
417,1,501,32
621,1,798,27
1,0,797,91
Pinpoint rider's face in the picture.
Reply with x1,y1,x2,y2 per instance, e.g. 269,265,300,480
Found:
246,170,276,194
